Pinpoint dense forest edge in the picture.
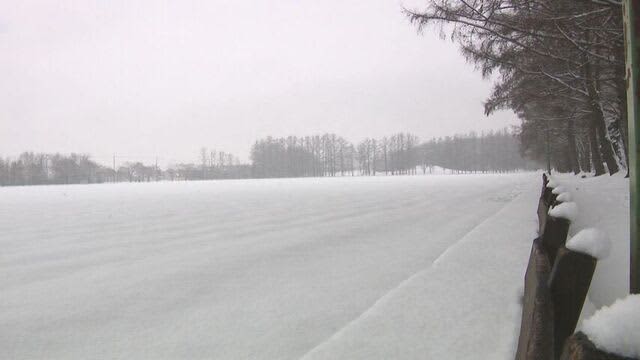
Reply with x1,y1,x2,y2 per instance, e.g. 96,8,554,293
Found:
404,0,629,177
0,129,537,186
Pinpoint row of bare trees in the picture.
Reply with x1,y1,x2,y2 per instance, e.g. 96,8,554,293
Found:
420,129,537,173
250,134,355,178
196,147,248,180
1,131,533,186
0,152,169,186
0,149,248,186
0,153,113,186
356,134,422,176
250,131,533,178
406,0,627,175
249,133,422,178
113,148,249,182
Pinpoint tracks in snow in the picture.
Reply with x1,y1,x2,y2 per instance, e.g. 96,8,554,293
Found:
299,187,523,359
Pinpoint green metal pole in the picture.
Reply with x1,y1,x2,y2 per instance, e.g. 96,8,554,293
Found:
624,0,640,294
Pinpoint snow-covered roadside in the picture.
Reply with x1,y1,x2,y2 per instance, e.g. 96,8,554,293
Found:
302,177,540,360
550,173,630,320
544,173,638,359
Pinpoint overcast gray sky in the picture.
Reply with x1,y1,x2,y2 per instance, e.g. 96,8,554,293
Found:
0,0,517,165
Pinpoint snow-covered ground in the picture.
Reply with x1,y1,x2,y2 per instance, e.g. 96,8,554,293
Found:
302,176,540,360
0,173,547,359
543,173,637,359
582,294,640,359
549,173,631,324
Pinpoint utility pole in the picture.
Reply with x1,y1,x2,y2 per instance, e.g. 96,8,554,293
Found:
624,0,639,294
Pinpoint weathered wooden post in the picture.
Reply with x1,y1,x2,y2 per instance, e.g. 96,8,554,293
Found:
548,248,597,359
623,0,640,294
515,239,554,360
538,174,551,235
542,216,571,264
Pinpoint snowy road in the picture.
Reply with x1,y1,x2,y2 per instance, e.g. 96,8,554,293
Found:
0,174,536,359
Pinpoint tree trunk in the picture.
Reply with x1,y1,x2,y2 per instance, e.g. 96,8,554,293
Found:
583,29,618,175
579,140,591,174
588,118,606,176
589,38,619,175
595,115,620,175
615,57,630,172
567,119,580,174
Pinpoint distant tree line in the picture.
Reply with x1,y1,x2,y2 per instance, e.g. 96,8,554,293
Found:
190,147,251,181
250,134,354,178
1,130,535,187
420,130,538,174
0,153,113,186
250,130,534,178
406,0,628,175
0,149,249,186
249,133,424,178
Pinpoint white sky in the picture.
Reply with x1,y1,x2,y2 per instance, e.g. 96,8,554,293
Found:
0,0,517,165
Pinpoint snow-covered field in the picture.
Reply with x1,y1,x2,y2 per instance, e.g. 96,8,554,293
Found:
1,173,543,359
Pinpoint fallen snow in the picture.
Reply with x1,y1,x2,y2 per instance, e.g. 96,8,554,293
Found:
580,294,640,358
556,192,572,203
551,173,630,320
552,185,567,195
301,177,539,360
546,178,558,188
566,228,611,260
0,173,538,359
548,201,578,221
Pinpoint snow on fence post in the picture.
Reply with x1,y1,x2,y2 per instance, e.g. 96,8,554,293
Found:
518,176,605,360
515,238,554,360
548,248,597,360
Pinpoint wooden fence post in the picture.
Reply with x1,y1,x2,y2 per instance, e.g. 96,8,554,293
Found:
542,217,571,264
548,248,597,359
515,239,554,360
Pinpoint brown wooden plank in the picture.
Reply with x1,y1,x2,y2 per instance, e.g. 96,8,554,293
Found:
515,238,554,360
542,216,570,264
549,248,598,360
